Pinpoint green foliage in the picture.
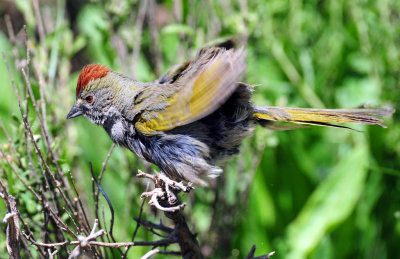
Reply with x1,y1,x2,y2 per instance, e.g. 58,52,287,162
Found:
0,0,399,258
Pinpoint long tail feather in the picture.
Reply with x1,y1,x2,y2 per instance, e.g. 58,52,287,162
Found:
253,106,394,129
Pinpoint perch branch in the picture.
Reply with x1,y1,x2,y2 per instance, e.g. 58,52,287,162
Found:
137,170,202,258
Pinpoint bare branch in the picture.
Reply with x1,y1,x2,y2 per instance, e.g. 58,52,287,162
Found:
137,170,202,258
141,248,160,259
245,245,275,259
32,0,45,44
0,147,42,201
48,249,58,259
3,196,21,259
131,0,148,77
147,0,163,77
133,217,173,234
69,172,91,234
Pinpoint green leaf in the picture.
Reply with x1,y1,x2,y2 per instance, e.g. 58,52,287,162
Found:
284,140,369,258
161,24,195,37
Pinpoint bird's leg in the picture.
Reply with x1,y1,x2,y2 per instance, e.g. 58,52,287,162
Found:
137,170,194,212
156,172,194,204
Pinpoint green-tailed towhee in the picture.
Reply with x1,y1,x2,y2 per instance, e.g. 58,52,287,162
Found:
67,46,393,185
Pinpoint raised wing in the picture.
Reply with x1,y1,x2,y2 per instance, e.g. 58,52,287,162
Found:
157,60,191,84
156,39,237,84
135,47,246,134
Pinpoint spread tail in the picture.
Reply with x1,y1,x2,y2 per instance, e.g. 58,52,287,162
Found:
253,106,394,130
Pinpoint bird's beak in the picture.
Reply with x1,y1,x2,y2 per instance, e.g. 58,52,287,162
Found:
66,104,83,119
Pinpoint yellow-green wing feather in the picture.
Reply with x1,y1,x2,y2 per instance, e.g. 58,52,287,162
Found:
136,48,246,134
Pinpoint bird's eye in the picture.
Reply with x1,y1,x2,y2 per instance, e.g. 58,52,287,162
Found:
85,95,94,103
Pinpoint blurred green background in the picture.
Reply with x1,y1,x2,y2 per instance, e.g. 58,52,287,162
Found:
0,0,399,258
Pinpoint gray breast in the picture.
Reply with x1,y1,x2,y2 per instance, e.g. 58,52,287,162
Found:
110,119,125,143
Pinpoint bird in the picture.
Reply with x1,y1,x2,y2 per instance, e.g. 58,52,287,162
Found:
66,46,393,186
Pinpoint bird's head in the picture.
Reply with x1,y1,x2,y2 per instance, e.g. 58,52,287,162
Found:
66,64,114,125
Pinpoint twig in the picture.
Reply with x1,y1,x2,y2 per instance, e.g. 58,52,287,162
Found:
20,237,34,259
0,170,10,201
4,15,21,62
133,217,173,234
141,248,160,259
131,0,148,77
45,203,77,238
3,195,21,259
2,52,23,113
147,0,163,77
3,52,74,224
68,219,104,259
33,60,48,134
89,162,123,257
99,143,116,182
0,119,17,155
48,249,58,259
122,199,146,258
64,207,80,234
245,245,275,259
136,223,169,239
0,147,42,201
26,234,176,248
162,204,203,258
69,172,91,234
137,170,202,258
94,144,115,222
100,206,110,256
21,67,72,196
32,0,45,44
18,218,46,257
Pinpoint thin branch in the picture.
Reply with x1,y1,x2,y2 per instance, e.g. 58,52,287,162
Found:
45,204,77,238
0,169,10,201
141,248,160,259
48,249,58,259
94,144,115,223
245,245,275,259
3,195,21,259
33,60,48,134
21,67,72,194
98,143,116,183
18,218,46,257
137,170,202,258
133,217,173,234
64,207,80,234
2,52,23,113
89,162,123,257
147,0,163,77
0,147,42,201
69,172,91,234
4,15,20,62
27,237,176,248
32,0,46,44
131,0,148,77
132,200,146,241
0,120,17,155
134,218,174,234
122,199,146,258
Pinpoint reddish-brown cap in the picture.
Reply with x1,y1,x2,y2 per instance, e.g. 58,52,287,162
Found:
76,64,110,97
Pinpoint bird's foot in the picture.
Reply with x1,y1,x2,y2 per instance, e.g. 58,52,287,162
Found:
137,170,194,212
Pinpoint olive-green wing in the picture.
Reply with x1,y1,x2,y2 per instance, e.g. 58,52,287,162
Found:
136,47,246,134
156,39,237,84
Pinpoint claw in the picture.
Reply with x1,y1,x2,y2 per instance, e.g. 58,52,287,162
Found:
137,170,192,212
